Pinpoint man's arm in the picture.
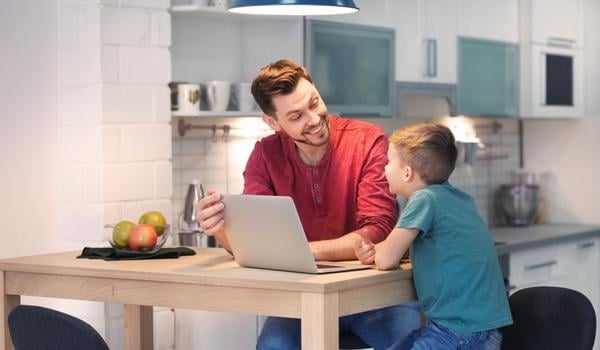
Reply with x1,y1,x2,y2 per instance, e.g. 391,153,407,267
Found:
355,132,399,243
309,226,382,261
311,130,398,261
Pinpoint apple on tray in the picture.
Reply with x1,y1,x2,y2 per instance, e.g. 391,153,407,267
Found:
128,224,158,251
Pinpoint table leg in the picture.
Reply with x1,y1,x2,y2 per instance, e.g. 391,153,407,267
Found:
1,272,20,350
301,292,338,350
124,304,153,350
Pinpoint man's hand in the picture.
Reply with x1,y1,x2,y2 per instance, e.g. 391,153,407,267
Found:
354,236,376,265
196,190,225,236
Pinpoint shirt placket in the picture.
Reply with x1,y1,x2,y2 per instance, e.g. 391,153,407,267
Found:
311,167,326,216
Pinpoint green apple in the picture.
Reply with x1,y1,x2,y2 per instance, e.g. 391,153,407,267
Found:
138,211,167,236
112,220,135,248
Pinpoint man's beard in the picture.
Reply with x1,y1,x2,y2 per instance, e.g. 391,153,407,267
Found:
290,113,330,147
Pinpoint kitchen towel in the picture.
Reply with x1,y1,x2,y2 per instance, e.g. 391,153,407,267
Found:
77,247,196,261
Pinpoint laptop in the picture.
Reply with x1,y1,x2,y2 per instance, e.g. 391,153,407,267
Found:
221,194,372,274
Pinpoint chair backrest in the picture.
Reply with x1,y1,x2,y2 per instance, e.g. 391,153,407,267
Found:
8,305,109,350
501,286,597,350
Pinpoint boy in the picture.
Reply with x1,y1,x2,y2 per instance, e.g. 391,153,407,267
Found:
354,123,512,350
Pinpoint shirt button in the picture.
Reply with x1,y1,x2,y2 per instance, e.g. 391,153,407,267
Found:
312,169,318,175
316,197,322,202
313,183,319,189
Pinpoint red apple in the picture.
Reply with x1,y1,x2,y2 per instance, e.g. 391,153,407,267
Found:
128,224,158,251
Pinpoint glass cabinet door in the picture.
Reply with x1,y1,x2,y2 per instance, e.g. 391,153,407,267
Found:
458,38,518,117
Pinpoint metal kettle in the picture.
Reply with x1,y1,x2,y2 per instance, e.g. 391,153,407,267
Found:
182,180,204,232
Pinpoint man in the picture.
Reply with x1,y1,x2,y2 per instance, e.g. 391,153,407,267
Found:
197,59,420,350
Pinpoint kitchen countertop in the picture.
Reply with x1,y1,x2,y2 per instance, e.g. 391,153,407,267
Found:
490,223,600,255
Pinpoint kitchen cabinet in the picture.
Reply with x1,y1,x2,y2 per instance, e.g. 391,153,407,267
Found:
529,0,584,48
458,38,519,117
456,0,519,43
507,236,600,349
395,0,457,83
519,0,586,118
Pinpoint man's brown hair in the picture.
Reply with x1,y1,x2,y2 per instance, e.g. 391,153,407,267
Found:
389,123,457,185
251,59,313,117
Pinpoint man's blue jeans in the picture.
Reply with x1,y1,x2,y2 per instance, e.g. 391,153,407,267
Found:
387,319,503,350
256,300,421,350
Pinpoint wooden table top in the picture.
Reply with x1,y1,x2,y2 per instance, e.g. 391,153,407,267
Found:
0,248,412,293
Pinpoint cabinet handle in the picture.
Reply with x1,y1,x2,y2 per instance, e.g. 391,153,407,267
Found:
577,242,596,249
524,260,557,270
547,37,576,48
424,38,437,78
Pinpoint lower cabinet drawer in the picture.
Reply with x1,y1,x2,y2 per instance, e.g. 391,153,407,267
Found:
509,244,568,287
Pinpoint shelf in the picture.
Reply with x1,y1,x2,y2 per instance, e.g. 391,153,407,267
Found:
170,5,299,22
172,110,262,118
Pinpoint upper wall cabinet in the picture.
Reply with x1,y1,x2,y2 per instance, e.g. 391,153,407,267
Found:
458,38,519,117
456,0,519,43
530,0,584,48
395,0,457,84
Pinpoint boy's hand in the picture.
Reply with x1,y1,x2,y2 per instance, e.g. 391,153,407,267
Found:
354,236,375,265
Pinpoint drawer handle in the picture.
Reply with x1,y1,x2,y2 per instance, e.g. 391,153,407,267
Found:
577,242,596,249
524,260,557,270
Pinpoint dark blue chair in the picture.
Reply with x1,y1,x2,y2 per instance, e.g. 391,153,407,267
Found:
8,305,109,350
501,286,597,350
340,331,371,349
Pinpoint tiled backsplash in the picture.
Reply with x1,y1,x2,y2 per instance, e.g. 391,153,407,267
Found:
172,117,521,227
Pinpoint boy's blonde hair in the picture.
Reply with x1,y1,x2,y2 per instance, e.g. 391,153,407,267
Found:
389,123,457,185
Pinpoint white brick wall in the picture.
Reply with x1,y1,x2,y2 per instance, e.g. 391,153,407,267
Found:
58,0,174,347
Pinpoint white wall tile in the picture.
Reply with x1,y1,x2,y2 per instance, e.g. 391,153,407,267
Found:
102,85,154,123
120,0,169,8
101,6,151,45
60,203,104,240
151,11,171,47
120,124,172,161
60,47,101,84
154,161,173,198
119,47,171,84
59,85,103,125
59,165,84,202
81,6,101,45
102,163,154,201
122,199,173,224
153,85,172,122
59,125,103,163
60,0,117,5
103,202,123,226
101,45,119,83
103,126,121,162
59,8,81,48
83,165,104,202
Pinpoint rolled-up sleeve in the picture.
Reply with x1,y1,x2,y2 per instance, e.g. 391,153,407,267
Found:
355,133,398,243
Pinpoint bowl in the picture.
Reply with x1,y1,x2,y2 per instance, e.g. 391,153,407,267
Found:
496,184,540,226
105,224,172,254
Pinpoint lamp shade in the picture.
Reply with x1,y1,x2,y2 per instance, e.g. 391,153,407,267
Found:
228,0,359,16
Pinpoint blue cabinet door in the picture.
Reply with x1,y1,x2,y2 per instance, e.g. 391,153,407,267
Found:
458,38,518,117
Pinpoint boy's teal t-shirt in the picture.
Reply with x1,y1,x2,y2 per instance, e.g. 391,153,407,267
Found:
397,182,512,333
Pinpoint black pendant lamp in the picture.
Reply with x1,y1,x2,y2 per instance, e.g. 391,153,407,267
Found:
228,0,359,16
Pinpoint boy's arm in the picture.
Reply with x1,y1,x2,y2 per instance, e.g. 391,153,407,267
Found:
373,227,419,270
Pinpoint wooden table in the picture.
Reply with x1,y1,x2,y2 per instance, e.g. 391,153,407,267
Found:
0,248,415,350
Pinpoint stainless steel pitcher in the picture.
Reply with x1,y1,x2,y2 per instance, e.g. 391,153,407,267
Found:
182,180,204,232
